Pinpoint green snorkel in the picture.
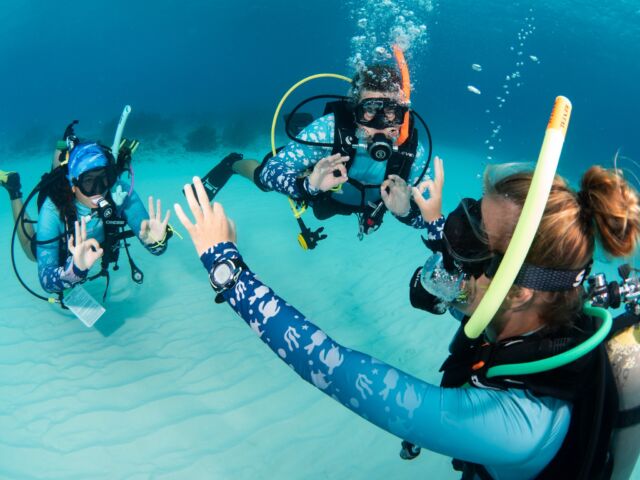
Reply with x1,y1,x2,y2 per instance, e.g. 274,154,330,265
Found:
463,96,612,377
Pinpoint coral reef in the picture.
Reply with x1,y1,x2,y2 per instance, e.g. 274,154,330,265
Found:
184,124,218,152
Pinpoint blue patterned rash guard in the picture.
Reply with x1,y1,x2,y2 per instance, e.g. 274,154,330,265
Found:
200,239,572,479
258,114,429,229
36,180,167,293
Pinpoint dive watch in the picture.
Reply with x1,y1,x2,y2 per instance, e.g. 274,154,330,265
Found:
209,257,246,301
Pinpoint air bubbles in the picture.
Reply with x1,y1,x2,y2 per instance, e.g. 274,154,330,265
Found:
374,45,391,60
348,0,433,71
470,8,537,163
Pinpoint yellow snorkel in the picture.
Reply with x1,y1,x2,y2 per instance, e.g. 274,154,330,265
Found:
464,96,573,339
449,96,614,376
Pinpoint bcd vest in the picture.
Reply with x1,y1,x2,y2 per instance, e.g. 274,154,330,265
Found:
439,315,618,480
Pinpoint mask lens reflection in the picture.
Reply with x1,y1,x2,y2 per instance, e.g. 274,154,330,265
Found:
355,98,407,128
363,100,382,115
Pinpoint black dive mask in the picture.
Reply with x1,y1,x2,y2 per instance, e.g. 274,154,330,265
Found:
354,98,408,130
441,198,497,279
439,197,592,288
410,197,592,314
74,166,117,197
408,198,492,312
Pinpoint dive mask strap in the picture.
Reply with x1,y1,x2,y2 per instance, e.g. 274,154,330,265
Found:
488,254,593,291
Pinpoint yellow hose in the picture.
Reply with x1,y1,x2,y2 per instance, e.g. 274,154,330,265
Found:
464,96,573,339
270,73,351,156
270,73,352,229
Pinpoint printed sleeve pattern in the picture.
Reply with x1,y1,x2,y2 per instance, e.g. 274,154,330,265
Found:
258,115,335,199
36,200,88,293
424,215,445,240
199,242,570,476
394,205,428,229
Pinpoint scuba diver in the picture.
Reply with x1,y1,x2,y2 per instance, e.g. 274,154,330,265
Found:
175,144,640,476
5,119,172,308
35,141,171,294
196,55,434,248
2,119,140,263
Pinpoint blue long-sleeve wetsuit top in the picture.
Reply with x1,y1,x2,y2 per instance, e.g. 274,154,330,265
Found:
258,113,429,229
201,238,572,479
37,180,167,293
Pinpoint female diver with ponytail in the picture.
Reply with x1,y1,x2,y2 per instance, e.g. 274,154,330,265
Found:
175,154,639,479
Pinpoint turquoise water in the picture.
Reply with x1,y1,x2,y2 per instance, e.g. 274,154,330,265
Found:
1,0,639,478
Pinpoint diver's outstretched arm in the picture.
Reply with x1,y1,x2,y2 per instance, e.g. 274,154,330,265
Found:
1,171,35,261
174,178,571,479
